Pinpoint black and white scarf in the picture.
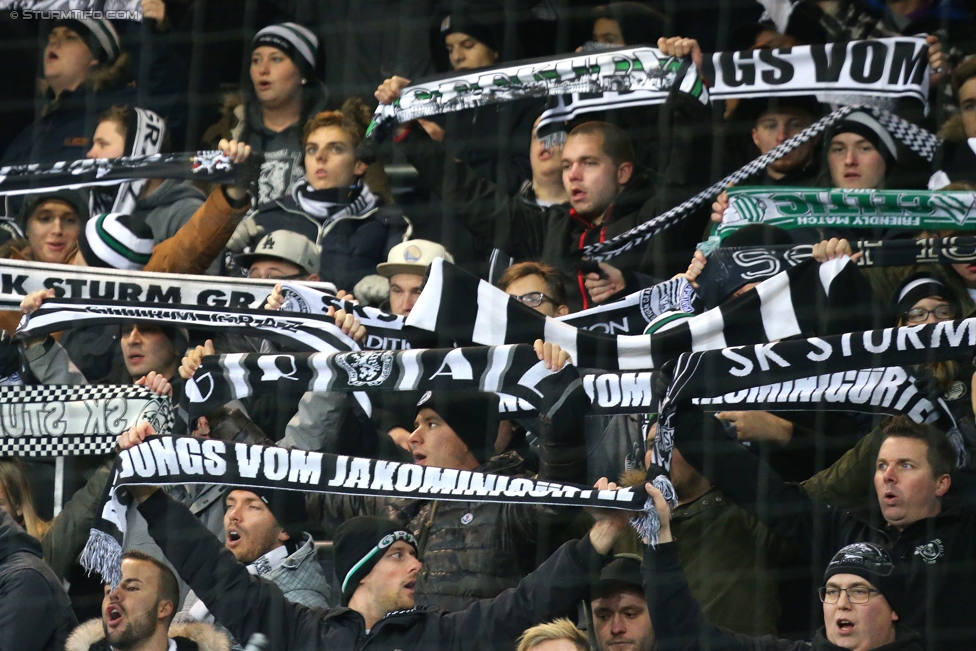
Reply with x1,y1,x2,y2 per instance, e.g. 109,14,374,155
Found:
0,385,172,457
580,105,942,261
0,258,336,311
405,257,869,371
81,437,670,586
0,151,237,197
15,299,360,355
697,237,976,309
653,319,976,469
292,180,380,223
535,37,931,145
89,108,166,216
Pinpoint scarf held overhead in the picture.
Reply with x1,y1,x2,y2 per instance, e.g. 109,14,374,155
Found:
404,257,868,371
697,237,976,308
0,151,238,196
536,37,931,138
718,187,976,238
0,385,172,457
89,108,165,217
80,437,655,586
0,258,336,311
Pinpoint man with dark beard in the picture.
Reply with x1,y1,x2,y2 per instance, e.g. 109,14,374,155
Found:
65,550,228,651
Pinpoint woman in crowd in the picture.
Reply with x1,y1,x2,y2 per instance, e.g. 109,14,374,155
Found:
203,23,389,210
246,110,410,292
2,17,183,167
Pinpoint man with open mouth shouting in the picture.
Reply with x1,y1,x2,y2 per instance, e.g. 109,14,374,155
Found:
66,550,227,651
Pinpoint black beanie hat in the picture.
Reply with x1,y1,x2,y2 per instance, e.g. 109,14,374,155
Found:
334,516,418,606
416,390,501,463
440,10,504,54
252,23,320,80
19,189,90,234
823,542,905,616
228,487,307,539
79,212,154,270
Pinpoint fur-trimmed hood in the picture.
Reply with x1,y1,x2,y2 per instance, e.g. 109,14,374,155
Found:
66,618,230,651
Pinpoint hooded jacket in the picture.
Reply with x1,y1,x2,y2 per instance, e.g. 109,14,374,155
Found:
396,89,711,311
673,406,976,649
138,489,609,651
644,541,924,651
0,508,77,651
66,619,230,651
135,179,207,244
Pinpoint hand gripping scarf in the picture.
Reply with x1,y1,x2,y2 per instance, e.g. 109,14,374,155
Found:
81,437,674,587
274,273,698,346
0,384,172,457
535,37,931,144
89,108,166,216
580,105,942,261
717,187,976,238
697,236,976,309
0,258,336,311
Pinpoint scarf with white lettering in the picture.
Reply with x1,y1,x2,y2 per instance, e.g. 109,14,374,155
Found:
697,237,976,309
89,108,166,217
0,258,336,311
15,299,360,354
0,384,172,456
81,437,666,587
404,257,873,371
653,319,976,470
580,105,941,262
718,188,976,239
0,151,237,197
534,37,930,147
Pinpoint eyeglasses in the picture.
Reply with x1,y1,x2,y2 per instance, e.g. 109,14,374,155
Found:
904,304,955,324
246,270,306,281
818,586,882,604
512,292,558,308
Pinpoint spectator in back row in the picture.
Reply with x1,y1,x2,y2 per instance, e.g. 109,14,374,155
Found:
86,105,203,244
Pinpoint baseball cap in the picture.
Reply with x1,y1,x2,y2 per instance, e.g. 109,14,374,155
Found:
236,230,320,277
376,239,453,278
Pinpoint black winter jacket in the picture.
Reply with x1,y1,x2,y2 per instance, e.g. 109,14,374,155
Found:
0,509,77,651
249,195,410,292
397,91,712,312
138,489,608,651
673,406,976,649
644,541,924,651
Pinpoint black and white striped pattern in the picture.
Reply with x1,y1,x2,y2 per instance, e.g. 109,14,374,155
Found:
406,258,870,371
16,299,360,354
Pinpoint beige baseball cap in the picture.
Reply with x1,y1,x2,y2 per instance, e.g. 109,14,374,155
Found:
236,230,321,276
376,239,454,278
